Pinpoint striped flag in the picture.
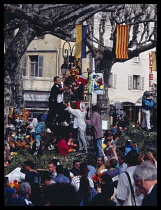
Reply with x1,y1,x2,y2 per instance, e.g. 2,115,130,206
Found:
75,25,87,58
115,25,129,59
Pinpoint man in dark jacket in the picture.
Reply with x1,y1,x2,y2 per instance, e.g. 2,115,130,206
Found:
133,160,157,206
86,105,103,158
46,76,69,130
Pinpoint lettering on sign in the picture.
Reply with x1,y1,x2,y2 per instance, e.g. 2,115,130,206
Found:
149,53,153,90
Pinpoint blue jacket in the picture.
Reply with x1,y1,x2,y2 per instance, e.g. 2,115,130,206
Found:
35,121,45,141
142,96,156,110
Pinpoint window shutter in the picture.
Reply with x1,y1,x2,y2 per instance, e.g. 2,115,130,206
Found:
21,55,27,76
38,55,43,77
128,75,133,89
141,77,144,90
113,74,117,89
108,73,113,88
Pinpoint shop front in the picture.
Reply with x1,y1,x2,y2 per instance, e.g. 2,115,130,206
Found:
24,91,50,118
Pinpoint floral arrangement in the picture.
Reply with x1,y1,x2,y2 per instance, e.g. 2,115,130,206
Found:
92,173,103,183
10,180,19,195
67,67,80,76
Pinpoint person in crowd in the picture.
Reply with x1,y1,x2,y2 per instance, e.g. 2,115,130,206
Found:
23,160,41,206
41,172,56,186
96,156,105,175
47,159,60,179
145,152,157,168
27,117,38,141
111,133,120,146
85,105,103,158
46,75,69,131
54,165,70,183
111,123,118,134
40,172,56,206
124,140,134,155
57,133,77,157
133,141,139,154
71,162,94,191
133,160,157,206
73,83,85,102
33,114,45,155
116,149,144,206
118,155,127,176
66,101,87,153
43,183,80,206
70,159,80,177
57,136,70,157
7,182,33,206
87,156,96,179
102,159,119,187
92,182,116,206
78,175,97,206
103,139,115,160
142,90,157,131
100,173,117,203
4,177,15,205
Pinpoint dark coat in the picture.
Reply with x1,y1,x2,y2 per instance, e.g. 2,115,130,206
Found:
142,183,157,206
86,112,103,140
49,83,63,104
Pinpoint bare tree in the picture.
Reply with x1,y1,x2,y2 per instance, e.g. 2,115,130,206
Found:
4,4,157,134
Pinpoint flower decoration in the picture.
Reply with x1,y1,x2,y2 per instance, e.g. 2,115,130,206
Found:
67,67,80,77
92,173,103,183
10,180,19,192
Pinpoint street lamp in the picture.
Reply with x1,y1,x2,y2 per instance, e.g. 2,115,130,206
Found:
61,63,69,75
62,41,76,69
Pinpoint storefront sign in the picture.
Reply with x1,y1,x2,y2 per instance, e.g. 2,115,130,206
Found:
24,91,50,101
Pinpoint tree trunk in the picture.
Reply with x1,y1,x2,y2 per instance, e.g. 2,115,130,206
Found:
4,21,38,137
13,63,24,108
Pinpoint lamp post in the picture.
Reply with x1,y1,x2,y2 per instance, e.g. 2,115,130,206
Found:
62,41,76,69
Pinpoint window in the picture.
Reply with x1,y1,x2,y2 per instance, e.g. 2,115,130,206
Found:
133,56,140,63
128,75,144,90
133,75,140,89
29,55,43,77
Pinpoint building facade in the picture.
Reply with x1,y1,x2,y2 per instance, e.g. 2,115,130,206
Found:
21,34,91,118
93,12,157,126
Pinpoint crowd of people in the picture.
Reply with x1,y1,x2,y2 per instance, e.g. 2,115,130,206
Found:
4,148,157,206
4,75,157,206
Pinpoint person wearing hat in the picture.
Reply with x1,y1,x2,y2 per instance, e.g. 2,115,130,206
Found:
142,91,157,131
66,101,88,153
124,140,134,156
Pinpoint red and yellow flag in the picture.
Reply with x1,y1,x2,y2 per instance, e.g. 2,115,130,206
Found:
115,25,129,59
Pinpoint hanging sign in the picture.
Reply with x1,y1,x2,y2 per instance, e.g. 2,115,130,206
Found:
91,73,104,95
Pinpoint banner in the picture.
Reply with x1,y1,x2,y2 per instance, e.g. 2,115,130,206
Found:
91,73,104,95
115,25,129,59
82,25,87,58
75,25,87,58
152,51,156,71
